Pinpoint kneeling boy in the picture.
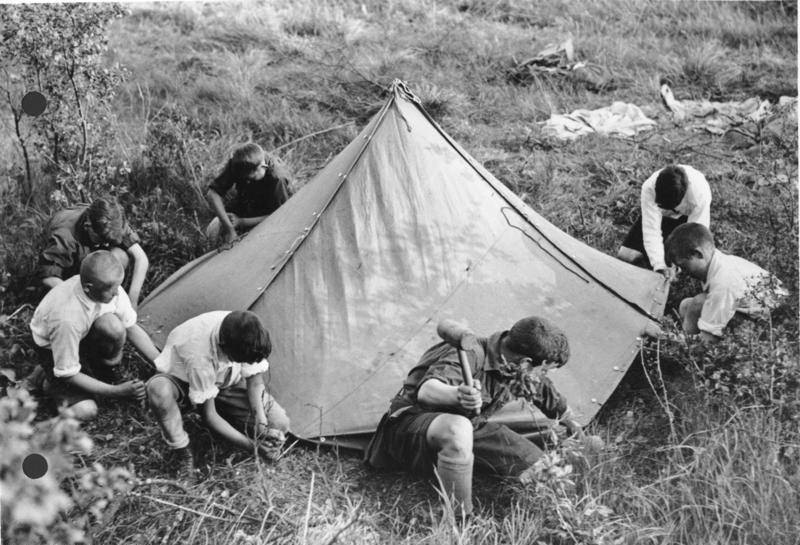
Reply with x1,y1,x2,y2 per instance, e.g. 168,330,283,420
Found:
365,316,584,517
29,250,160,420
618,164,711,279
147,311,290,478
665,223,787,343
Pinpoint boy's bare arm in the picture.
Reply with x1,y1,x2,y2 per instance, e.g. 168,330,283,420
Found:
206,189,237,240
436,319,481,352
125,243,149,307
201,398,253,451
418,378,482,412
42,276,63,289
246,374,269,428
237,215,269,228
66,372,144,399
126,324,160,364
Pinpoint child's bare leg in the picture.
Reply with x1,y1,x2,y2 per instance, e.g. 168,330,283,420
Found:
426,413,474,517
679,293,707,335
146,376,190,449
617,246,644,264
69,399,99,420
84,314,126,381
261,391,290,435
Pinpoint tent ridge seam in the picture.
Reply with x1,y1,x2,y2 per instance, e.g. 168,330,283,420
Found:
242,95,398,311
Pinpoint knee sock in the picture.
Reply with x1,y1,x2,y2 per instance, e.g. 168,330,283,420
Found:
436,452,474,517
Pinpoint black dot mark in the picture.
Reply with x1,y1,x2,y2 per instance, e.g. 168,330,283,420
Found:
21,91,47,117
22,453,48,479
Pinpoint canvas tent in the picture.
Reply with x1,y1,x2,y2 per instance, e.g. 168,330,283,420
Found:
138,81,668,447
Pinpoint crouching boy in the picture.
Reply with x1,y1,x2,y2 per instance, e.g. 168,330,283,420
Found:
365,316,585,518
146,311,290,479
29,250,160,420
665,223,788,343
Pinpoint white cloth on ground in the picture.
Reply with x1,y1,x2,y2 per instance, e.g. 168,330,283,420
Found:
542,102,656,141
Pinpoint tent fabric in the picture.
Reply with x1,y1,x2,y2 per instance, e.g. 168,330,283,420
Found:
139,82,668,446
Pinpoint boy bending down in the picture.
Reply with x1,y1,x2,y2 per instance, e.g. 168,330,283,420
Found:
665,223,787,343
29,250,160,420
147,311,290,478
365,316,585,517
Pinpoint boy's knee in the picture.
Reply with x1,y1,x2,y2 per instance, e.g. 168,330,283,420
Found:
266,404,290,433
88,314,126,362
91,314,127,342
428,414,473,459
110,247,129,269
147,377,178,409
678,297,693,318
205,218,221,240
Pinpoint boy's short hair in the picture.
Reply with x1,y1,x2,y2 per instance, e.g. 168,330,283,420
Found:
506,316,570,367
665,222,715,264
230,143,266,179
219,310,272,363
654,166,688,209
88,198,126,245
80,250,124,284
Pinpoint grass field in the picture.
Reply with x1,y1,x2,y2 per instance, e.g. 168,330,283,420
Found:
1,1,798,543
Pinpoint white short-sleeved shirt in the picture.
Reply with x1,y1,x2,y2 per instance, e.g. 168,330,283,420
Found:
30,275,137,378
698,250,788,336
154,311,269,405
641,164,712,271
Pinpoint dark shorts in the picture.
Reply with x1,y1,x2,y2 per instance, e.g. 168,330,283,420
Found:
146,373,288,436
32,346,104,408
365,405,543,477
31,325,124,408
622,214,687,266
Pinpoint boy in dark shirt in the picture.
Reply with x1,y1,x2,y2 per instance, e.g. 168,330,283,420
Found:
205,143,292,244
365,316,584,517
39,197,150,307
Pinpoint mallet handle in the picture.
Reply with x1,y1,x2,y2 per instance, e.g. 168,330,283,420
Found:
457,348,480,416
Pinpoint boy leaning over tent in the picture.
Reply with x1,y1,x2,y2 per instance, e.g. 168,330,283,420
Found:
618,165,711,280
28,250,161,420
39,196,150,308
205,143,293,244
146,310,290,479
365,316,599,517
664,223,787,343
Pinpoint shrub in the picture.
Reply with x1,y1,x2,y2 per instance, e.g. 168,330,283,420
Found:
0,388,135,545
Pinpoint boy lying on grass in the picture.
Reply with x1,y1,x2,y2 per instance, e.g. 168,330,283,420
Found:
665,223,788,343
365,316,597,518
205,143,293,244
617,164,711,280
29,250,160,420
146,311,290,480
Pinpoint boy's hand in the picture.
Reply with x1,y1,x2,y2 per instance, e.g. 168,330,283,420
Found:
459,332,480,354
116,379,146,400
226,213,242,229
254,427,286,461
456,380,482,411
655,267,676,282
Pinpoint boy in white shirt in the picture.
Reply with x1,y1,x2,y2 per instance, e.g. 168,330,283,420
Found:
665,223,787,343
29,250,160,420
146,310,290,479
618,165,711,280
